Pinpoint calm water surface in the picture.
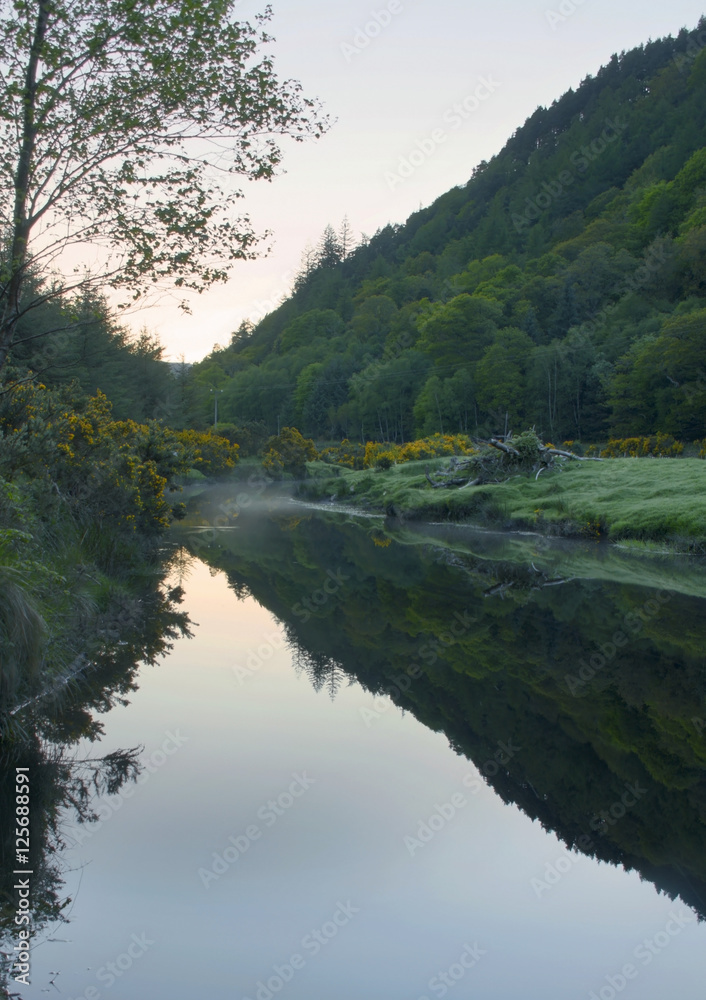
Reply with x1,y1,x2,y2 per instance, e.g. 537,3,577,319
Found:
7,489,706,999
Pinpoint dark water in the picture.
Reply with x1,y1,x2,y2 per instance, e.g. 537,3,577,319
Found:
2,487,706,999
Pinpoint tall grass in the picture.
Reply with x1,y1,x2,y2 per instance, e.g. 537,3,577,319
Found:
301,458,706,548
0,568,46,706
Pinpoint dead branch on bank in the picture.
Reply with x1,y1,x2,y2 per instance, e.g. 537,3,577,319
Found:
425,430,602,490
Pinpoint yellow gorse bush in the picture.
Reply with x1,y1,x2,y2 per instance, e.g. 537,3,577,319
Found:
595,434,685,458
321,433,476,470
173,429,240,476
0,382,196,533
319,439,365,469
262,427,317,478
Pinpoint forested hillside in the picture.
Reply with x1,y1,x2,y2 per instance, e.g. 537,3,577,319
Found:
189,21,706,445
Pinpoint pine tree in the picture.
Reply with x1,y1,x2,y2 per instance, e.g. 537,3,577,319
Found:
293,242,317,290
338,216,355,260
231,320,254,346
316,224,344,269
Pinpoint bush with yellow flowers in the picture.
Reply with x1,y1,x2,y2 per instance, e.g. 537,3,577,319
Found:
321,433,476,470
319,439,366,470
0,379,194,534
172,429,240,476
598,434,685,458
0,375,202,724
262,427,317,478
396,433,476,463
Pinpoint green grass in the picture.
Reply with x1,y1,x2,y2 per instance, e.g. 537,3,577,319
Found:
301,458,706,548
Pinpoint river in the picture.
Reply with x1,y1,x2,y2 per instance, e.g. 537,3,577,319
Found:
4,485,706,999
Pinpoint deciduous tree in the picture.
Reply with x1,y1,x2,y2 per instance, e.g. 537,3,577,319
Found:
0,0,328,372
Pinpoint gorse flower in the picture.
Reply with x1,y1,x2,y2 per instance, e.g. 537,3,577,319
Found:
0,382,240,534
600,435,684,458
321,434,476,470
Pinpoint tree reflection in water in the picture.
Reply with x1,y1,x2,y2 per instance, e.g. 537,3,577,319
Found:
176,494,706,921
0,548,192,992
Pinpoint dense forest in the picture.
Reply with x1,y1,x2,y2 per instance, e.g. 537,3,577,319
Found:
178,21,706,445
7,286,178,424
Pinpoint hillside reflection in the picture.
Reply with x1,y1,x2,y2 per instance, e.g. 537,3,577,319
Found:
177,490,706,920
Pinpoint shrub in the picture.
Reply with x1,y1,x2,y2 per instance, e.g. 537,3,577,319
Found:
173,429,239,476
0,380,194,534
262,427,317,478
600,434,684,458
396,434,475,463
210,420,268,458
321,434,476,470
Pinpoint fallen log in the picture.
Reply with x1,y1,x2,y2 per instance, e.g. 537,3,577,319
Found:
423,430,601,491
542,447,602,462
531,576,576,590
488,437,520,457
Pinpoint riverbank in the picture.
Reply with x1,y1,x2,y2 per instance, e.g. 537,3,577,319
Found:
0,382,217,736
298,457,706,551
0,473,188,740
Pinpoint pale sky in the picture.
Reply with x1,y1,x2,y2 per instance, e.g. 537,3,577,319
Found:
129,0,706,361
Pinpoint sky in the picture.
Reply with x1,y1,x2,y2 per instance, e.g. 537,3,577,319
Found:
129,0,706,362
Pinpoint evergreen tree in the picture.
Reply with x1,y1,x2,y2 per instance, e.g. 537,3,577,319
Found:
315,225,344,269
231,320,254,347
294,243,317,290
338,216,356,260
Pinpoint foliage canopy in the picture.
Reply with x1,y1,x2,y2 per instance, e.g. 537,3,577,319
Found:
0,0,327,370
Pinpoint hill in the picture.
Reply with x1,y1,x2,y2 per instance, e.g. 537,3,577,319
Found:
188,19,706,446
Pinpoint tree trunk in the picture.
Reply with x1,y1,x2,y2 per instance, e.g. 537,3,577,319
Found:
434,392,444,435
0,1,51,374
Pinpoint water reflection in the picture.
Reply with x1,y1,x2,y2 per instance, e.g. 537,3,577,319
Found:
1,488,705,998
176,488,706,920
0,552,191,993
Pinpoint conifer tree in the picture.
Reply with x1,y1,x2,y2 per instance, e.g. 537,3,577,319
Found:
338,216,356,260
316,225,344,269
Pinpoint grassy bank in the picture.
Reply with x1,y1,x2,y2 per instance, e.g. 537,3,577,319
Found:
299,457,706,549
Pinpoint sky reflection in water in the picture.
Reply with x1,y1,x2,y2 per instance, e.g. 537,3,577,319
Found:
17,513,706,1000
